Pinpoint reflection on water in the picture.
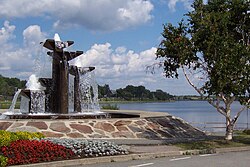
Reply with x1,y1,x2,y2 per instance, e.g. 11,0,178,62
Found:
105,101,249,132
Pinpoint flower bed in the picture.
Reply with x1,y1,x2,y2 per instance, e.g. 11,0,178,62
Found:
44,138,128,157
0,131,128,166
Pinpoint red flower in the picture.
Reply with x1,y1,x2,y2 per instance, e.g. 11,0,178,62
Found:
1,140,75,165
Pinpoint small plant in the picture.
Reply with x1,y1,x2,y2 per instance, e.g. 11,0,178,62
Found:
0,155,8,167
101,104,119,110
0,130,44,147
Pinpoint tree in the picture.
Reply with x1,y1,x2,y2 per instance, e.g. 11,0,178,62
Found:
155,0,250,140
0,75,26,98
98,84,112,98
153,89,174,100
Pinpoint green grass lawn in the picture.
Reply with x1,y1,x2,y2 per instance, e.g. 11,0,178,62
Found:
0,101,20,109
175,131,250,150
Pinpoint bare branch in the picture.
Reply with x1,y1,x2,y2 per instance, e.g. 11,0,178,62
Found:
232,106,247,124
220,92,227,104
182,66,228,118
215,97,228,118
146,62,163,74
182,66,203,97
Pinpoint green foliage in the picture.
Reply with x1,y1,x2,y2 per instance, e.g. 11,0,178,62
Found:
116,85,173,101
0,130,45,147
234,132,250,144
0,75,26,100
98,84,112,98
101,104,119,110
153,89,173,101
0,155,8,167
243,129,250,135
156,0,250,102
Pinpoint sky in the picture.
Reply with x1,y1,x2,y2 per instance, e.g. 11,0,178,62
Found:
0,0,199,95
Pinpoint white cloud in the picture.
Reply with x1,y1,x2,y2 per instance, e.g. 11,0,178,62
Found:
0,21,47,79
70,43,160,89
0,21,15,45
0,0,154,31
167,0,192,11
23,25,46,47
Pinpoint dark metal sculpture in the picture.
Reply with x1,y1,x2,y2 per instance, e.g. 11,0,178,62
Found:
40,37,86,114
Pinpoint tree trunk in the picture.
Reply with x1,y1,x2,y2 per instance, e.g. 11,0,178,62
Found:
225,121,234,140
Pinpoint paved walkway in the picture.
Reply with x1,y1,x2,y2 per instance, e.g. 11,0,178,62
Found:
129,145,182,153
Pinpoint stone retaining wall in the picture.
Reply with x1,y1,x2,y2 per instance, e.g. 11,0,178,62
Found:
0,116,205,139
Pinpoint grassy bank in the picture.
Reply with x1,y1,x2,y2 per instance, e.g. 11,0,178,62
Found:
175,131,250,150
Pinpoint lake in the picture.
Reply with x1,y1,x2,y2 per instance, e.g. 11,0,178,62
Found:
106,101,250,132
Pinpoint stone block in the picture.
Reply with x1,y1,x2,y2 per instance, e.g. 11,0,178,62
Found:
27,121,48,130
66,132,84,138
147,122,160,130
128,125,144,133
10,123,24,128
134,120,146,126
94,122,115,132
114,120,132,126
42,131,64,137
70,124,93,133
111,131,135,138
117,126,129,131
0,122,12,130
50,122,71,133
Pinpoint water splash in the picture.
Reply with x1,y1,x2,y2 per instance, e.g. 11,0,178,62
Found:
78,69,100,112
7,89,22,114
20,95,30,114
26,74,44,90
68,74,75,113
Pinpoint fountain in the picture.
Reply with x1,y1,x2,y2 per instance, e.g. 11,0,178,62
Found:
1,34,138,119
0,34,206,141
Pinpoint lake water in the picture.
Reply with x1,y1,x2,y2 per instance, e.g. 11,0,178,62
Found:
107,101,250,132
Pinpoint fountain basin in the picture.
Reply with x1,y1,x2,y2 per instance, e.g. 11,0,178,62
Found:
1,111,140,119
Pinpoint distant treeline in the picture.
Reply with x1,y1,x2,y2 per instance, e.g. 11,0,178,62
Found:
0,75,26,100
0,75,204,101
98,84,174,101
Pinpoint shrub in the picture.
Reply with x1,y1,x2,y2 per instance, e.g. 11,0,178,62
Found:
243,129,250,135
14,131,44,140
0,155,8,167
101,104,119,110
1,140,74,166
0,130,44,147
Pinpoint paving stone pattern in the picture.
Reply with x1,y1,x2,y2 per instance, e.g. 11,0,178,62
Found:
0,116,205,139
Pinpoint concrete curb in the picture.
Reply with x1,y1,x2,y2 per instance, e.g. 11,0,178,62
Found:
12,146,250,167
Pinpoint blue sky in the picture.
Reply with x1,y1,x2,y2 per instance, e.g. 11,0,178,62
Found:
0,0,199,95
